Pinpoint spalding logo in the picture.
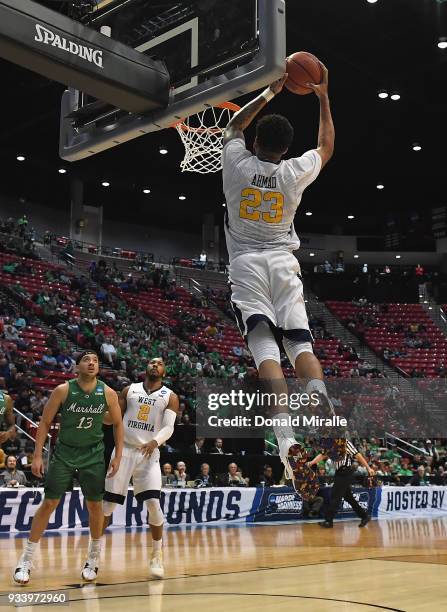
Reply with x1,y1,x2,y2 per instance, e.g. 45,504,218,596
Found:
34,24,103,68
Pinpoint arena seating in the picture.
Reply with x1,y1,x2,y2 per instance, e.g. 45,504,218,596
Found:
0,252,80,318
327,301,447,377
113,285,246,360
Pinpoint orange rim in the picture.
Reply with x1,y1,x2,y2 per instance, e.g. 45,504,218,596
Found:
171,101,241,132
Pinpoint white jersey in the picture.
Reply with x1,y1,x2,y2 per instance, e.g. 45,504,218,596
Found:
123,382,173,453
222,138,321,261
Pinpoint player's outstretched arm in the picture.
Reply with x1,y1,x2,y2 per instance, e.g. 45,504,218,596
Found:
223,73,288,145
105,386,124,477
140,392,180,458
307,63,335,168
31,383,68,478
307,453,327,467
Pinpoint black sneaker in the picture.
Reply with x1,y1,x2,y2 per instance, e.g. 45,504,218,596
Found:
318,520,333,528
359,514,371,528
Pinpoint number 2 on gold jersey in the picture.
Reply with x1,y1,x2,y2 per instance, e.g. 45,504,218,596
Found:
137,405,150,421
239,188,284,224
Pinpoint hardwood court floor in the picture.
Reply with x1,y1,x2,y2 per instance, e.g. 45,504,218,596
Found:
1,519,447,611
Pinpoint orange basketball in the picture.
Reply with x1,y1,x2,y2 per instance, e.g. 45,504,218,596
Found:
285,51,323,95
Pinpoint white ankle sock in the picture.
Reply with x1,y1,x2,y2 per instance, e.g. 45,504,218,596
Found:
152,539,162,553
306,379,329,398
88,538,102,556
273,412,295,442
23,539,38,562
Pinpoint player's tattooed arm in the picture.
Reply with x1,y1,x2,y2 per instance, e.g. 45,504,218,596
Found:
223,74,288,144
308,62,335,168
103,385,129,424
104,386,124,476
31,383,68,478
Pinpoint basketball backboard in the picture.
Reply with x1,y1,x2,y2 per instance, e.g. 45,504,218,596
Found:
59,0,286,161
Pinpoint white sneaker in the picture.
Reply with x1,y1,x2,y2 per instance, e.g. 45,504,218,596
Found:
13,554,33,585
81,554,100,581
150,551,164,579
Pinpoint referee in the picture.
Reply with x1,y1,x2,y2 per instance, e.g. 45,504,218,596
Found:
307,439,375,528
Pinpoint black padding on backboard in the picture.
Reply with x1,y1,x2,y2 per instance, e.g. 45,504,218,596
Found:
0,0,170,113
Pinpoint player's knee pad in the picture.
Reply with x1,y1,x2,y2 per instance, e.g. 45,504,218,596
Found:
283,338,314,367
145,498,164,527
247,321,280,368
103,501,116,516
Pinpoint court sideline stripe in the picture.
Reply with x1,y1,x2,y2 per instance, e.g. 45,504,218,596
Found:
65,591,407,611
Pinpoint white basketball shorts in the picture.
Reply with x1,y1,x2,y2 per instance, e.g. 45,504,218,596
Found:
104,444,162,505
229,250,313,345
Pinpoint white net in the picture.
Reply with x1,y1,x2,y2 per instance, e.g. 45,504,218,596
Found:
174,103,240,174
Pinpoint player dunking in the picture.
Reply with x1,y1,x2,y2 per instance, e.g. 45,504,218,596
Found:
103,357,179,579
13,350,124,585
222,66,335,487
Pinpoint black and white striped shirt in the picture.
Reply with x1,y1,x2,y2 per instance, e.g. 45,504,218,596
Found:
334,440,359,471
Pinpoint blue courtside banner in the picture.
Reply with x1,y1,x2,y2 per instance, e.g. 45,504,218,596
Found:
1,486,445,533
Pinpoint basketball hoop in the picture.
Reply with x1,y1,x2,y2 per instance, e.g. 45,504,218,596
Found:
172,102,240,174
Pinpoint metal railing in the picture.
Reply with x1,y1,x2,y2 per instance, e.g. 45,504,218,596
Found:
384,432,429,458
13,409,53,469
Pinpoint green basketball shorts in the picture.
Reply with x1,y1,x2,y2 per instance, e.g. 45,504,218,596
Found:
44,441,105,502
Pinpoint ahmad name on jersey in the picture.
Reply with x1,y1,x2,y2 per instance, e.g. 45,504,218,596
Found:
222,138,321,261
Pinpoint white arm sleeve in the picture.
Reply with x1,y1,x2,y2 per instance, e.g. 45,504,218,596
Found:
153,408,177,446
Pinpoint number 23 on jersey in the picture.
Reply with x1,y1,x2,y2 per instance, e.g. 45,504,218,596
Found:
239,188,284,224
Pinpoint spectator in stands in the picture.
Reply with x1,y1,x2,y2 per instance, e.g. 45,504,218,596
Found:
434,466,447,485
14,314,27,330
174,461,190,487
423,440,439,461
408,465,429,486
56,351,75,373
29,390,46,417
40,348,58,370
189,437,205,454
101,337,117,365
395,458,413,477
0,369,11,389
257,464,276,486
0,455,27,486
17,443,33,473
4,324,20,342
205,323,218,337
161,463,176,486
210,438,225,454
14,389,32,418
199,251,207,269
2,428,21,456
0,447,5,469
194,463,215,487
227,462,248,487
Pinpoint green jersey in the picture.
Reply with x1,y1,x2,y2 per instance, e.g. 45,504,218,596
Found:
57,379,108,449
0,391,7,425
